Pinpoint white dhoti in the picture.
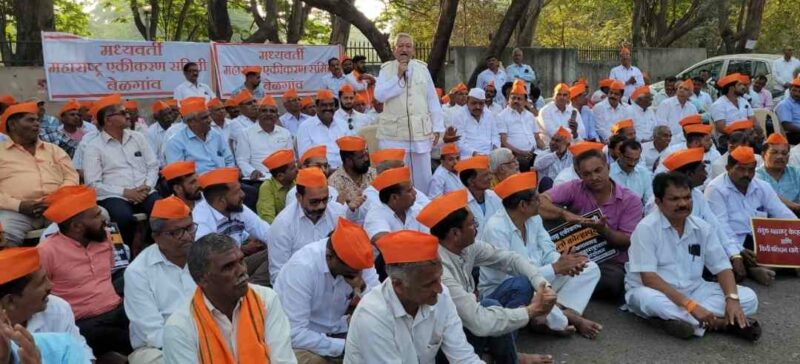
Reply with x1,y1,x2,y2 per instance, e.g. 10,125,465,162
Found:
379,139,432,195
625,281,758,336
544,261,601,330
128,346,164,364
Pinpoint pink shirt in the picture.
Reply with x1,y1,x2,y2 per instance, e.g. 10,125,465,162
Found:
38,233,121,320
546,179,643,263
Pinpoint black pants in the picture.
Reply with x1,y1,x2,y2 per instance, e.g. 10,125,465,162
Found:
240,182,260,212
593,260,626,303
99,192,159,246
76,304,132,356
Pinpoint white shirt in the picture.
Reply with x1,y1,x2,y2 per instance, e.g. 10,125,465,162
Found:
72,130,100,170
279,112,310,136
710,152,764,180
124,244,196,350
467,189,503,236
211,119,241,147
538,102,586,141
592,99,631,141
345,72,370,92
334,108,373,133
652,91,671,108
230,115,257,139
273,239,379,357
790,144,800,169
428,166,463,198
772,56,800,90
344,281,483,364
451,107,501,157
235,123,293,177
173,80,214,102
296,116,350,169
322,73,347,92
362,185,430,214
655,96,698,145
163,284,297,364
554,165,580,185
285,185,339,209
690,91,714,113
83,129,159,201
640,141,668,172
267,200,356,284
609,64,645,99
28,295,94,360
710,96,754,125
496,106,539,151
705,173,795,256
476,68,507,106
628,103,657,141
486,103,503,116
443,104,464,128
363,203,427,240
193,198,271,246
610,161,653,204
533,150,572,181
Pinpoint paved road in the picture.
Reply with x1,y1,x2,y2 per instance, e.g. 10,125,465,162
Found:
516,277,800,363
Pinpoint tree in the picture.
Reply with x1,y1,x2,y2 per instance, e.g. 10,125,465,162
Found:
427,0,460,85
328,0,353,45
208,0,232,41
467,0,535,86
631,0,714,47
717,0,766,54
0,0,55,65
514,0,546,47
303,0,392,61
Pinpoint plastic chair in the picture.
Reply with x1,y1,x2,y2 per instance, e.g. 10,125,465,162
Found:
754,108,784,135
358,125,380,153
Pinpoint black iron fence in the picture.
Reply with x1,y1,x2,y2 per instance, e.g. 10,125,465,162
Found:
345,41,433,65
576,46,634,64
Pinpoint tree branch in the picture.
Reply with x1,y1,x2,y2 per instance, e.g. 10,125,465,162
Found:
302,0,392,61
173,0,194,40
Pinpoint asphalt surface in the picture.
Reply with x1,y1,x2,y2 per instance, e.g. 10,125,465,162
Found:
516,276,800,363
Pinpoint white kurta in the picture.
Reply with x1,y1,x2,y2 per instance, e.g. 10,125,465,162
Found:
466,189,503,237
537,102,587,141
609,64,645,99
363,202,428,240
295,116,350,169
427,166,463,198
279,112,310,136
451,107,501,158
344,281,483,364
496,106,539,152
655,97,698,145
193,198,271,246
234,123,293,177
628,103,657,142
273,239,379,357
592,99,630,141
27,295,94,360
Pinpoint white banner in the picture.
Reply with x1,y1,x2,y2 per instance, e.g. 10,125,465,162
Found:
212,42,340,98
42,32,212,101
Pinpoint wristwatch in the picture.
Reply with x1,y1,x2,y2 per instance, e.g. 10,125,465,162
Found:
726,293,740,301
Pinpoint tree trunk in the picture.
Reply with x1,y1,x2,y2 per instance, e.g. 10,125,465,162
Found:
427,0,460,86
467,0,531,87
207,0,233,41
263,0,282,43
173,0,193,40
245,0,282,43
328,0,354,46
13,0,54,65
303,0,392,61
735,0,765,52
130,0,159,40
515,0,543,47
633,0,712,47
631,0,646,47
286,1,310,44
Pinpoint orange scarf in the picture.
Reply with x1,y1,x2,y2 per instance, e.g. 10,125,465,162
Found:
190,287,271,364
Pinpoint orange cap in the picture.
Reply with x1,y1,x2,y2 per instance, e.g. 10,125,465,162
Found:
683,124,712,135
0,102,39,133
0,94,16,106
553,83,570,95
124,100,138,110
165,99,178,108
631,85,651,100
453,83,467,93
43,185,92,205
569,84,587,99
766,133,789,145
257,95,277,108
730,146,756,164
611,119,634,134
230,89,254,106
300,145,327,163
441,143,459,155
331,217,374,269
568,141,604,157
263,149,295,171
739,74,751,85
609,80,625,91
662,148,704,171
455,156,489,173
679,79,694,90
59,99,81,115
355,93,367,105
296,167,327,188
724,120,754,134
224,98,238,108
717,73,741,88
416,189,468,228
554,126,573,141
372,167,411,191
43,187,97,223
0,248,40,284
152,100,170,114
242,66,262,76
180,98,208,117
494,171,538,199
377,230,440,264
792,77,800,87
599,79,613,88
317,89,335,102
80,101,94,110
151,196,191,220
300,96,314,108
198,167,240,188
336,136,367,152
91,94,123,120
282,88,298,99
161,161,196,181
371,149,406,164
510,80,527,95
678,114,702,127
339,83,355,94
206,98,223,109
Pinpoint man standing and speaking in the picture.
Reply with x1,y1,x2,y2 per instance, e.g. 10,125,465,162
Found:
374,33,444,195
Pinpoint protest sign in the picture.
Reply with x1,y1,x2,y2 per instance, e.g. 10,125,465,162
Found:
42,32,211,100
548,209,618,264
212,42,340,98
751,217,800,268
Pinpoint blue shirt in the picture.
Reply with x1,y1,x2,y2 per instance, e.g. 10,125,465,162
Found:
10,332,88,364
775,97,800,126
506,63,536,88
165,126,234,174
580,105,599,140
756,165,800,203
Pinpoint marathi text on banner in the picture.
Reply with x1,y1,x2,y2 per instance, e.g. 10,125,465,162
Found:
213,42,340,98
751,217,800,268
42,32,211,100
548,209,618,264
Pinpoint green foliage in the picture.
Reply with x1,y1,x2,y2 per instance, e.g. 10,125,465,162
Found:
535,0,631,48
55,0,91,36
381,0,509,46
756,0,800,52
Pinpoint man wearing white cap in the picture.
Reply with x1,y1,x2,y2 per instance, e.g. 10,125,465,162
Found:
450,88,501,158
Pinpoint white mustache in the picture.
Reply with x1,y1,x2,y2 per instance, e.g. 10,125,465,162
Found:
236,274,249,285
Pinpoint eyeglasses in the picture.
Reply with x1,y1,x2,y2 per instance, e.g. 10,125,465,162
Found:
163,223,198,239
107,110,130,118
348,117,354,130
